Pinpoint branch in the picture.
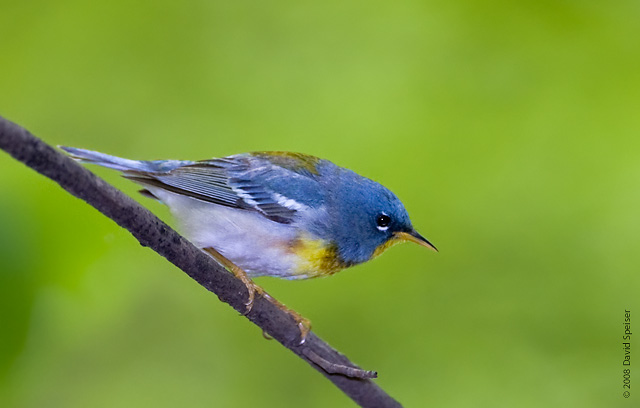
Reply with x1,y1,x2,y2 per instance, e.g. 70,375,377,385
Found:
0,115,402,408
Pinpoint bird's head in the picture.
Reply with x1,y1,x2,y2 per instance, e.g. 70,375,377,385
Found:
326,171,436,266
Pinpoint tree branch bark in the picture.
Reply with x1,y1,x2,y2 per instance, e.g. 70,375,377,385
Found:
0,115,402,408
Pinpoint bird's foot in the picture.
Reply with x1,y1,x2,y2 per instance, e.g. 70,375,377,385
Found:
203,247,262,314
202,247,311,344
262,292,312,345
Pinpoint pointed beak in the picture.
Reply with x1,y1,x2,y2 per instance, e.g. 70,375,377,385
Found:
395,230,438,252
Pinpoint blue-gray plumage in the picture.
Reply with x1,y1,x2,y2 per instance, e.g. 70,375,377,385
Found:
61,147,436,280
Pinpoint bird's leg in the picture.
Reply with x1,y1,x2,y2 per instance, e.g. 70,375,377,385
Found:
202,247,311,344
203,247,262,312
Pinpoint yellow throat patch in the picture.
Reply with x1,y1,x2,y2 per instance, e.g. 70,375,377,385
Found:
372,237,403,259
289,235,347,278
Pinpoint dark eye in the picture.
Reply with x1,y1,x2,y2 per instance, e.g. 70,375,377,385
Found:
376,213,391,230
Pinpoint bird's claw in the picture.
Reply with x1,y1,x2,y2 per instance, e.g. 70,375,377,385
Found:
297,319,311,345
240,280,263,315
203,247,311,344
256,289,311,344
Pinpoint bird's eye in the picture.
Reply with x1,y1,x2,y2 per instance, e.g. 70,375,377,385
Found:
376,213,391,231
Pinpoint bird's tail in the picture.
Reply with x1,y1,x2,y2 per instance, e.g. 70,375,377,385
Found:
59,146,192,173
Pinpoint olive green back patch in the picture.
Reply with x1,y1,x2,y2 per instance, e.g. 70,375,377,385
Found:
252,151,321,175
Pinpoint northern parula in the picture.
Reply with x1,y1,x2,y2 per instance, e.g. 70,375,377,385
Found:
62,147,436,339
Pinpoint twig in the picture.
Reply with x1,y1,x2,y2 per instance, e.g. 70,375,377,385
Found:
0,115,402,408
303,349,378,379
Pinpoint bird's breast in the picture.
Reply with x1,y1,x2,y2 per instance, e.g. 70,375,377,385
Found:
286,234,350,279
154,190,349,280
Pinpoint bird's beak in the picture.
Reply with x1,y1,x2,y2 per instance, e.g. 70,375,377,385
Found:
395,230,438,252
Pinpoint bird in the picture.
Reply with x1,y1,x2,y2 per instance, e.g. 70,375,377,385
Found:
61,147,437,342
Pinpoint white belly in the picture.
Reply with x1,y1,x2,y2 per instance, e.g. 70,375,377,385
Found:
150,189,300,278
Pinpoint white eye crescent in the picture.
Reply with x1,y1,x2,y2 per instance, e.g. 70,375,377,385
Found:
376,213,391,231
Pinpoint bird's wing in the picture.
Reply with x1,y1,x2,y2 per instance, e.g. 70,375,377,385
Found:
123,153,324,224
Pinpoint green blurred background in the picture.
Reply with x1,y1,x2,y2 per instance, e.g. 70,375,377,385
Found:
1,1,639,407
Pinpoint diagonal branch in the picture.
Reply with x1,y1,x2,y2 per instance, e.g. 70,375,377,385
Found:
0,115,402,408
